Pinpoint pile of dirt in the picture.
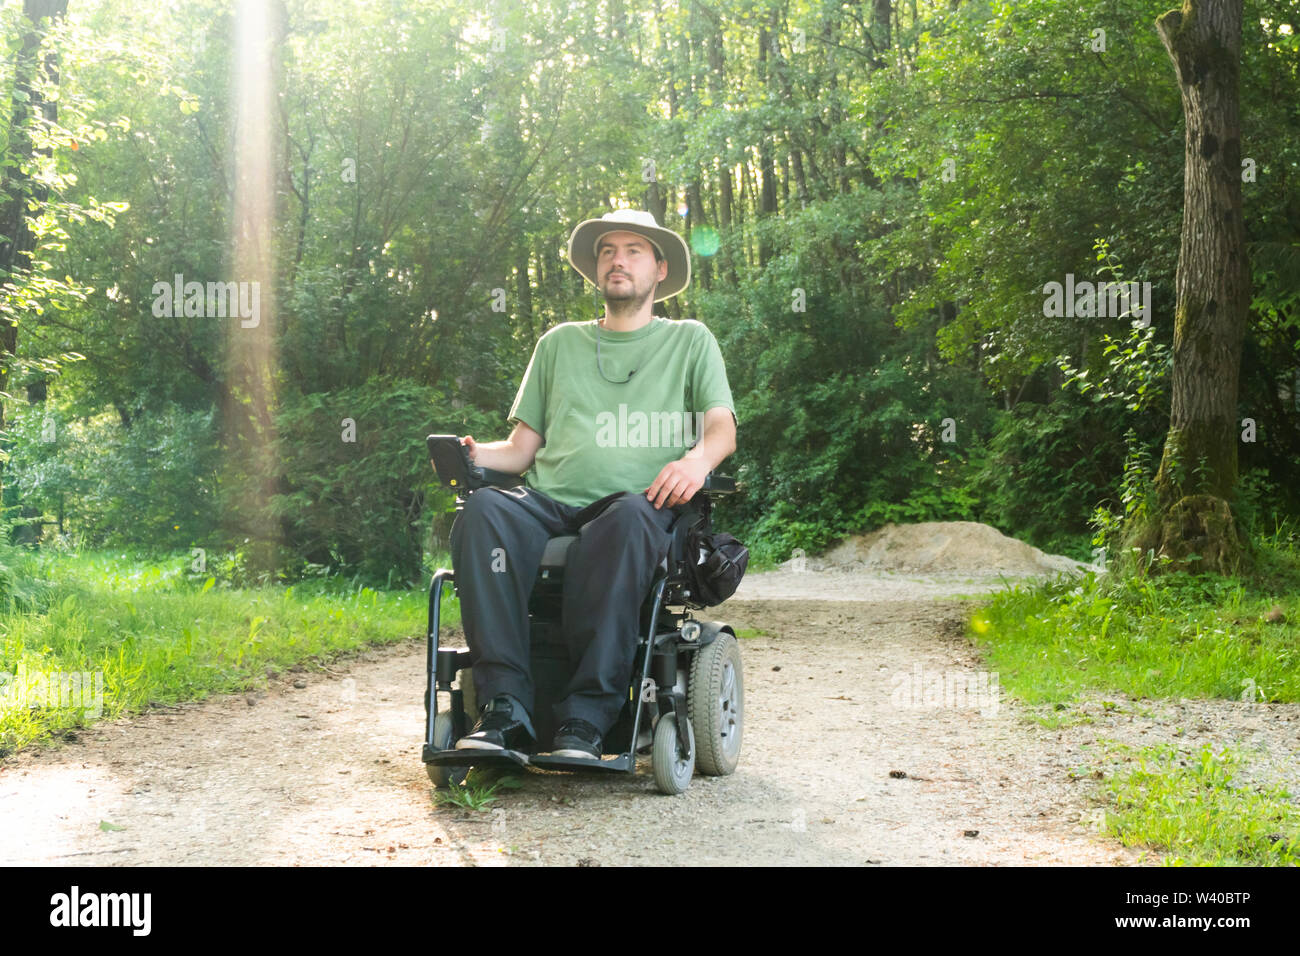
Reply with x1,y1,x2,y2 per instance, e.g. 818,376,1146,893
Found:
784,521,1092,577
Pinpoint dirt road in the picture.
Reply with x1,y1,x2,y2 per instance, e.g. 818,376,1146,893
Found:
2,568,1170,866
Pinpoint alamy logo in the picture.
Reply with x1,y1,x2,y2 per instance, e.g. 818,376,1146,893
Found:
1042,274,1152,327
49,886,151,936
1,664,103,718
152,273,260,328
890,663,1000,716
595,405,706,448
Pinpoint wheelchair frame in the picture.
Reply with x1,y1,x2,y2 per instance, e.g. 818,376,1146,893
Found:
421,462,741,793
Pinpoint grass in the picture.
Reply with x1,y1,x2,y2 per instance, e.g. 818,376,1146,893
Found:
969,527,1300,864
0,549,460,758
969,565,1300,708
1080,741,1300,866
430,770,525,811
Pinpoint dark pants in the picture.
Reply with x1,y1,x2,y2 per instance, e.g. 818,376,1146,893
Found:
449,486,680,737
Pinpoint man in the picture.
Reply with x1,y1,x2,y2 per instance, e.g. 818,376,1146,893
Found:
449,208,737,760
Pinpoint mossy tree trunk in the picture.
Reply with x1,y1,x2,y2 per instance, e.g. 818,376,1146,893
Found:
1128,1,1252,575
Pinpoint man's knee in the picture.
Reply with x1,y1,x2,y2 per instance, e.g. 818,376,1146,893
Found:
452,489,510,542
600,491,670,531
462,487,510,519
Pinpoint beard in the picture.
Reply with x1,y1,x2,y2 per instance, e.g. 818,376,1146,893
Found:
601,274,648,305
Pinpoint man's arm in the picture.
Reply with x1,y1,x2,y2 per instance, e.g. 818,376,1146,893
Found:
461,421,543,476
645,406,737,509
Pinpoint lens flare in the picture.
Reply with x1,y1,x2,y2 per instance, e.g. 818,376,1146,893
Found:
690,226,720,257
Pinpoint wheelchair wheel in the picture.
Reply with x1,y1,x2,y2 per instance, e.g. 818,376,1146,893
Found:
426,711,470,789
687,632,743,776
652,712,695,795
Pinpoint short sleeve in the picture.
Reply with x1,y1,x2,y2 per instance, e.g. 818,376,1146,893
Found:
508,335,548,438
690,325,737,427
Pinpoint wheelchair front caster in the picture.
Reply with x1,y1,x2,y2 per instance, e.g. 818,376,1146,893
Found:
652,712,695,795
426,711,470,789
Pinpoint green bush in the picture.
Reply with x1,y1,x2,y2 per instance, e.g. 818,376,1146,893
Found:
269,378,498,585
969,395,1135,558
2,402,220,549
697,195,994,564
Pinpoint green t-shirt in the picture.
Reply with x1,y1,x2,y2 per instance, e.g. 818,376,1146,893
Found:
507,316,737,507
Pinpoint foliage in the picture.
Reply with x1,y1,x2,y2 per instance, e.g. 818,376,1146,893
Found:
0,0,1295,576
268,379,497,585
0,3,130,399
969,395,1123,560
2,400,220,548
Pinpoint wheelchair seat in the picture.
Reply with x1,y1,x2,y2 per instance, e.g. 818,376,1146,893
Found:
537,532,671,575
539,534,578,569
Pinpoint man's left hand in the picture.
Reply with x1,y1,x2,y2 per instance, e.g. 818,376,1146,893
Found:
646,457,713,510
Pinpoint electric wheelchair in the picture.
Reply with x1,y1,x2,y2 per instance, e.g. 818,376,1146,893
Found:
422,434,744,795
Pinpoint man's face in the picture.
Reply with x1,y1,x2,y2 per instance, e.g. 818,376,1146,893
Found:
596,231,667,305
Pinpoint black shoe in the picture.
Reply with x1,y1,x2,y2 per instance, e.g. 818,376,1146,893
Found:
455,695,534,752
551,718,602,760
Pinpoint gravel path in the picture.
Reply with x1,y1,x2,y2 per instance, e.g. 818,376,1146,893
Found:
3,569,1257,867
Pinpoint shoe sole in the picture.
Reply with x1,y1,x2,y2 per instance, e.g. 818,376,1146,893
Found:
550,747,600,760
454,738,504,751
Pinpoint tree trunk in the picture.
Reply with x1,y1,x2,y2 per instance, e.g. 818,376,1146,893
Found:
872,0,893,54
756,21,778,267
609,0,627,41
516,248,533,339
687,179,711,291
820,12,849,194
705,26,738,285
1127,0,1252,575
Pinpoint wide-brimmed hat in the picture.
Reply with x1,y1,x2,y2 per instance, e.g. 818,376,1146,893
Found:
568,208,691,302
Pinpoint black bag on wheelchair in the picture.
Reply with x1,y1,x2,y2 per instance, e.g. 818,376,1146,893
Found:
684,527,749,606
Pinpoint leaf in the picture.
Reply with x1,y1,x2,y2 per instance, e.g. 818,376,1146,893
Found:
201,577,216,593
99,820,126,831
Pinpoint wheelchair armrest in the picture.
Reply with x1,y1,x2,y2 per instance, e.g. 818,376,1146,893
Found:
428,433,524,491
701,473,737,494
479,467,525,489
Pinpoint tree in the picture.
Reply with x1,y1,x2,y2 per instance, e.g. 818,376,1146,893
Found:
0,0,70,497
1127,0,1252,574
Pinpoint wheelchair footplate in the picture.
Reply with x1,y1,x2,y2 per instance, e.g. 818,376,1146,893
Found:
423,747,632,774
424,747,530,772
529,752,631,773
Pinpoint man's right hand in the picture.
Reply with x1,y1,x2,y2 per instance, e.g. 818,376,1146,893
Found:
460,435,478,463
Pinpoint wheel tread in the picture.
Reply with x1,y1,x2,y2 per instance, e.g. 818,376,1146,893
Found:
687,631,743,776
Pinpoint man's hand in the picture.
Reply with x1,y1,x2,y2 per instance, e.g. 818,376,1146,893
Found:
460,435,478,463
645,457,712,510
